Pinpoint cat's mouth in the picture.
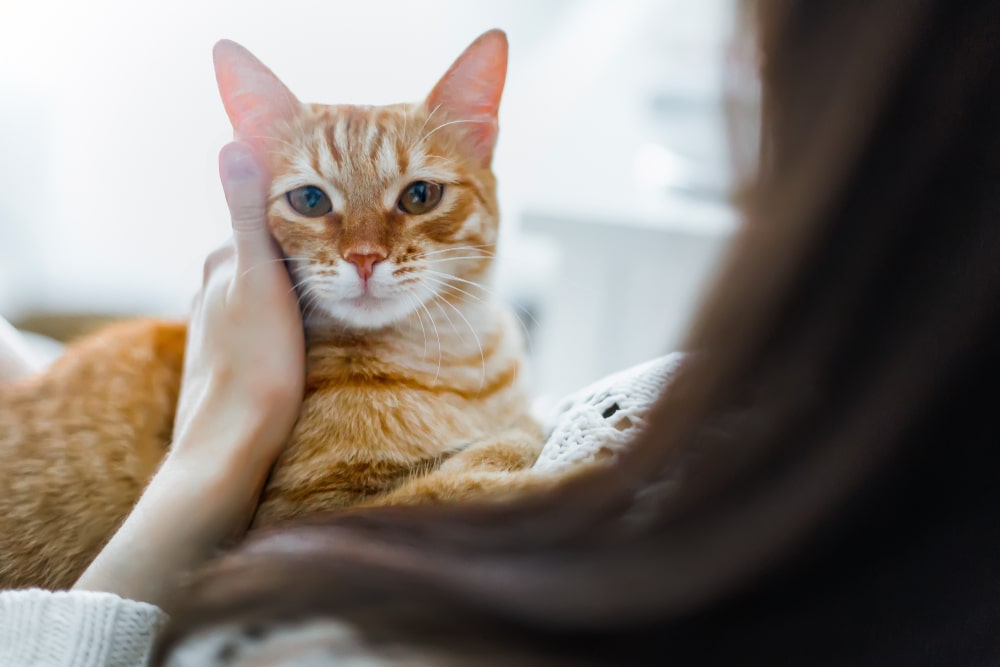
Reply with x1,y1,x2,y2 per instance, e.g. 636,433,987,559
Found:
320,290,421,330
345,293,389,308
289,262,432,330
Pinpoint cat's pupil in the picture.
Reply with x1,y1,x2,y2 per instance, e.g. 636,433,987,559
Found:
409,182,427,204
397,181,442,215
287,185,332,217
304,187,323,209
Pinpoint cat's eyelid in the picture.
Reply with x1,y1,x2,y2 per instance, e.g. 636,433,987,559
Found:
271,176,345,210
381,173,455,212
271,174,321,194
406,169,460,185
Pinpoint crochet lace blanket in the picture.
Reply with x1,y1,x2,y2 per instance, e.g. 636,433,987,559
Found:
532,352,685,474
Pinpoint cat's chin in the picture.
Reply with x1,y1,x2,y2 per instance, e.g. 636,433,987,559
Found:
308,294,418,332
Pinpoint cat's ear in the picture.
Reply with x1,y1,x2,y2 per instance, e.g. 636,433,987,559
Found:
213,40,301,145
426,29,508,164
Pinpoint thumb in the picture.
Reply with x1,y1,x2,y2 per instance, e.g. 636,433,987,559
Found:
218,141,278,273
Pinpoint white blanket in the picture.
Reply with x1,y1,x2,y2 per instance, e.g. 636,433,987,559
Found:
533,352,685,474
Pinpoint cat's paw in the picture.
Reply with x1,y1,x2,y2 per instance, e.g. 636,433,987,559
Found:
532,353,685,475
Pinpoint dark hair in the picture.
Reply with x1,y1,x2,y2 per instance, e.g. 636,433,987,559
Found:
156,1,1000,664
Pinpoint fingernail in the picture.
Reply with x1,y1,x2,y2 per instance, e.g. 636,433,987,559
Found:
220,142,262,181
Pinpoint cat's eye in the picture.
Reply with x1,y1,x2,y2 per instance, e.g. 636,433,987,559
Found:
287,186,333,217
398,181,443,215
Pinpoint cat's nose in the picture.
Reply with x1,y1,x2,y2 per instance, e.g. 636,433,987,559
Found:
345,250,387,282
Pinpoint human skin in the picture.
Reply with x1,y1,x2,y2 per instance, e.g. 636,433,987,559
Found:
71,141,306,606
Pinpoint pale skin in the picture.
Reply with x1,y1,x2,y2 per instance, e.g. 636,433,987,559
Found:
2,141,306,607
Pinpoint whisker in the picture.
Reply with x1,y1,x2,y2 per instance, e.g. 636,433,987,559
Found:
239,256,316,280
419,274,483,304
414,119,491,152
287,273,324,295
418,256,498,265
413,245,497,259
419,296,443,386
405,293,429,357
297,277,332,324
423,269,541,330
302,287,326,322
297,285,320,323
409,104,442,152
421,273,536,347
426,288,486,394
429,290,461,340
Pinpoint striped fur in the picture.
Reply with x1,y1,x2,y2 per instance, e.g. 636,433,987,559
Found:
0,31,545,590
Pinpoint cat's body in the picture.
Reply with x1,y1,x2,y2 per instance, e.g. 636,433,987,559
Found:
0,31,545,590
259,298,540,524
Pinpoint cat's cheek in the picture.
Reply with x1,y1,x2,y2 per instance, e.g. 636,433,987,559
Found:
267,221,315,260
266,215,293,245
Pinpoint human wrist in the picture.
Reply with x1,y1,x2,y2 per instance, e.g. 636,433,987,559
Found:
74,472,240,605
73,434,271,605
156,445,268,529
170,400,283,476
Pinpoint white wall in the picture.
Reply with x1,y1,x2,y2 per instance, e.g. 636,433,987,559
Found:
0,0,573,316
0,0,741,400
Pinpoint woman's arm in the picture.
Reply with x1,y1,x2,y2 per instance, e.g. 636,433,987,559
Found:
0,140,302,667
74,141,304,607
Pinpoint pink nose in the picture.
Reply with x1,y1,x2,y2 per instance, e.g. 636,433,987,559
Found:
345,251,386,282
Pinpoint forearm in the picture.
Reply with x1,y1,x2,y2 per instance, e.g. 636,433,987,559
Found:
73,437,263,607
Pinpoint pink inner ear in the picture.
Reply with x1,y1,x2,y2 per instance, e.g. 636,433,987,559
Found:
213,40,300,145
426,30,508,162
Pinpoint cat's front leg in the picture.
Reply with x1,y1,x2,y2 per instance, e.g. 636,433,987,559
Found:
437,415,545,474
362,416,548,507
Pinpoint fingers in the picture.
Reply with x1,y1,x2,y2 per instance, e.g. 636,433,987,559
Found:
218,141,279,274
202,240,235,284
189,237,241,324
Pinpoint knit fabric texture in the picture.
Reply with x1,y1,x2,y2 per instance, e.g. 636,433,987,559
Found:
0,588,166,667
533,352,685,474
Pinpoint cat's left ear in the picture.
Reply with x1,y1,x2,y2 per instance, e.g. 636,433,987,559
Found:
426,29,508,165
213,40,301,147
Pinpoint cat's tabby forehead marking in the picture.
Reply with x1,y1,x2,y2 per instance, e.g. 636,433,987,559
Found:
270,103,492,219
206,32,509,328
261,100,499,330
276,102,494,238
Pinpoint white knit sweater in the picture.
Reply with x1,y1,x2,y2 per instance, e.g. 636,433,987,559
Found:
0,354,682,666
0,589,165,667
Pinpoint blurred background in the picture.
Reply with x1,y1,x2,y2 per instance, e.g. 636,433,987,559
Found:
0,0,746,403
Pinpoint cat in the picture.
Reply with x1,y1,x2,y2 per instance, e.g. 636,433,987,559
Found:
0,30,545,590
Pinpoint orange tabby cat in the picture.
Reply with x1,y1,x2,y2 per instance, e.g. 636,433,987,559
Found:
0,30,544,590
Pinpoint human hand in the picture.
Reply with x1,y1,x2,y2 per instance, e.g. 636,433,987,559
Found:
170,140,305,494
73,141,305,606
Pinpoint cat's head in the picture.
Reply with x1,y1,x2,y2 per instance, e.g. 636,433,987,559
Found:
212,31,508,330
